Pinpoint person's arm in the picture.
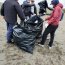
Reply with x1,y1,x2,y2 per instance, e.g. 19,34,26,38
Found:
34,5,37,15
47,7,53,10
45,11,53,21
1,3,4,16
14,2,25,21
45,0,53,10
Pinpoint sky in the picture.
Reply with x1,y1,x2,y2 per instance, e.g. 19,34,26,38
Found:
0,0,65,8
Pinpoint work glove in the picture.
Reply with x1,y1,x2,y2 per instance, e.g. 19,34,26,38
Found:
45,22,49,28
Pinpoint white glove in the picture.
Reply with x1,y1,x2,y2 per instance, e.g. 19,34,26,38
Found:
45,23,48,28
31,14,36,17
35,20,38,24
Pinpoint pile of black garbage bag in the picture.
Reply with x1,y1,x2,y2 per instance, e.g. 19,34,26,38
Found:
13,15,43,54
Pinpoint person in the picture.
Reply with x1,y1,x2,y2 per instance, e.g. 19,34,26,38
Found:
38,0,52,15
2,0,25,43
22,0,37,19
39,0,63,49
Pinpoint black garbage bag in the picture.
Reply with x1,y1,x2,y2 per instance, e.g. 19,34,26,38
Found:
13,15,43,54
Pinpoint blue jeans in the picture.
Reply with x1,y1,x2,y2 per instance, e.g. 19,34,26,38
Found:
7,23,14,42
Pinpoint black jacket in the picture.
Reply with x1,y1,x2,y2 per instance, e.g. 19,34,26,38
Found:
38,0,48,12
38,0,52,11
4,0,25,24
22,1,37,16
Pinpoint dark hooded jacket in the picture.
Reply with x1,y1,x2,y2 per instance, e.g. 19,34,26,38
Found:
4,0,25,24
22,1,37,16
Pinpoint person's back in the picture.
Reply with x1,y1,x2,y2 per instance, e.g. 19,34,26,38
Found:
4,0,25,24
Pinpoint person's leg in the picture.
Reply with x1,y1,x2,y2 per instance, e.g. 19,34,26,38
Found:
49,25,58,47
7,23,14,43
41,25,52,45
49,32,55,47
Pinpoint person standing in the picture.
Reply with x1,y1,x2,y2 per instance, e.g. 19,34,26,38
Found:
3,0,25,43
39,0,63,49
38,0,52,15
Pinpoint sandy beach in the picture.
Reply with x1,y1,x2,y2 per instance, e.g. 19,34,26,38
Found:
0,14,65,65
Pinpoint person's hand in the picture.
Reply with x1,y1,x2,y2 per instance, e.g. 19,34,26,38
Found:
45,22,48,28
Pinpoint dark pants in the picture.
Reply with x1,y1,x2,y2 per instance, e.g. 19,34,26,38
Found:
41,24,58,47
7,22,14,42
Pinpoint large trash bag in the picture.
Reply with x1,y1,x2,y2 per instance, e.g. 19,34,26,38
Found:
13,15,43,54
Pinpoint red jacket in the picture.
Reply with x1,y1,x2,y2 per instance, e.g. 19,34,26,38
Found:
46,3,63,26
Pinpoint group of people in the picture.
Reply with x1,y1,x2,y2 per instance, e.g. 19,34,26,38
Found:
1,0,63,49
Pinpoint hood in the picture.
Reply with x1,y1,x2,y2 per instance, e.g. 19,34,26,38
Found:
57,3,63,8
51,0,59,5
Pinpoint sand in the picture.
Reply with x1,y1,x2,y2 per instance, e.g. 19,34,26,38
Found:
0,14,65,65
